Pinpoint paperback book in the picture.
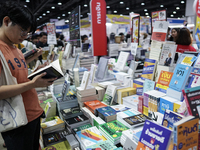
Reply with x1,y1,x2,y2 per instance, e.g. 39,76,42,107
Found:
102,85,117,105
142,79,155,95
86,140,117,150
84,100,107,115
96,106,117,122
23,49,37,59
141,58,157,81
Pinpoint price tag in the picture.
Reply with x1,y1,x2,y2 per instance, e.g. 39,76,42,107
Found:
131,43,138,56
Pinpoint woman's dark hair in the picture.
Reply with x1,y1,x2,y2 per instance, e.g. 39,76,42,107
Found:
0,1,37,34
175,28,191,45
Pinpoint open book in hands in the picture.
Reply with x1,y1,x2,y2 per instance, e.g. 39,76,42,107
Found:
28,60,64,80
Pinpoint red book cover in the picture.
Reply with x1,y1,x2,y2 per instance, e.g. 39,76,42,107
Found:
182,89,193,116
138,96,143,113
84,100,107,114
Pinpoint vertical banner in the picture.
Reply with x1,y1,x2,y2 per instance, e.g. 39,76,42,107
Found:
151,9,166,33
69,6,81,47
90,0,107,56
195,16,200,48
132,16,140,44
46,23,57,45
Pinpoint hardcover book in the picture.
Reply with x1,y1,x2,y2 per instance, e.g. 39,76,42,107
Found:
28,60,64,80
141,58,157,81
23,49,37,59
173,116,198,150
137,120,172,150
103,84,117,105
169,64,192,92
182,86,200,118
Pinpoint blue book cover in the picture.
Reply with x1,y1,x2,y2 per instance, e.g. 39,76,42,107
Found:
97,106,117,117
141,58,156,80
159,97,177,114
169,64,192,92
142,79,155,95
137,120,172,150
162,110,183,130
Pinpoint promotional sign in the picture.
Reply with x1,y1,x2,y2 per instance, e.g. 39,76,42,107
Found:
69,6,81,47
46,23,57,45
196,0,200,17
151,9,166,33
195,16,200,48
90,0,107,56
106,14,130,24
132,16,140,44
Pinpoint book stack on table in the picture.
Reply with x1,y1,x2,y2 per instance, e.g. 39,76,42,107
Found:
122,95,139,110
79,56,94,70
68,67,88,84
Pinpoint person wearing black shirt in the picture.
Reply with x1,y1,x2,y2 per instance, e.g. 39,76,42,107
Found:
55,33,64,47
36,32,48,63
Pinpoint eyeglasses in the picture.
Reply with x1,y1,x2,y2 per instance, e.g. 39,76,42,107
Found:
19,28,30,37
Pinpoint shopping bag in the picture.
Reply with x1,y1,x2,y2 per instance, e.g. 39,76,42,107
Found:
0,50,28,132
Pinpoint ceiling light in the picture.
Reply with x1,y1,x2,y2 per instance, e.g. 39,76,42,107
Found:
39,16,42,18
176,7,180,10
181,1,184,3
24,5,27,7
145,13,149,15
131,12,134,13
178,17,180,19
26,0,30,2
68,12,71,14
84,4,88,7
107,6,110,8
120,1,124,4
173,11,176,14
147,16,150,18
171,14,174,17
51,6,55,9
144,9,147,11
57,17,60,19
37,18,39,20
43,13,46,16
65,20,69,23
141,3,145,5
120,14,123,16
126,7,129,10
114,10,117,13
47,11,50,13
160,5,164,7
62,14,65,16
58,2,62,5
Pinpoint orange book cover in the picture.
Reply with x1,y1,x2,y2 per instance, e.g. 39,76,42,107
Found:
84,100,107,114
173,118,199,150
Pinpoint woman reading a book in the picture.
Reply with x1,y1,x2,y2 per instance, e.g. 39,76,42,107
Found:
0,2,56,150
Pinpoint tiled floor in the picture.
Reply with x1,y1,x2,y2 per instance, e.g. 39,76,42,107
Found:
0,134,6,149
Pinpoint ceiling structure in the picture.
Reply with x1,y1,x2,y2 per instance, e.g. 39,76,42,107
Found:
9,0,186,28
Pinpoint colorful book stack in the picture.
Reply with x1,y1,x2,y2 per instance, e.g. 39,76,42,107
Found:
84,100,107,115
81,107,96,125
96,106,117,122
122,95,139,110
99,120,129,145
93,117,106,129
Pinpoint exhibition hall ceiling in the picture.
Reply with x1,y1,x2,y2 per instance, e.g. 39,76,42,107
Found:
9,0,186,27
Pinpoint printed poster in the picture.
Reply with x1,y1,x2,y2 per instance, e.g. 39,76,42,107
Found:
46,23,57,45
132,16,140,44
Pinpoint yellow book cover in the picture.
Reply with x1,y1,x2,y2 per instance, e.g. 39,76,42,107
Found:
118,88,136,104
41,116,64,129
42,141,71,150
173,102,182,113
173,118,199,150
143,106,148,116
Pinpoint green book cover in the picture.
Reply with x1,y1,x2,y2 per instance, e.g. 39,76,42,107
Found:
103,85,117,105
93,118,100,128
72,123,92,133
99,120,129,140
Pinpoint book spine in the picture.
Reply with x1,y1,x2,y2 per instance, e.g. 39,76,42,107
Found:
173,125,178,150
182,90,193,116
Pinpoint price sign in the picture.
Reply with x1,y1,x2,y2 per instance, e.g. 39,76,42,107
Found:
131,43,138,56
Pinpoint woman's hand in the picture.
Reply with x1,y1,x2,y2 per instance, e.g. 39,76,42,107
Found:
31,72,57,88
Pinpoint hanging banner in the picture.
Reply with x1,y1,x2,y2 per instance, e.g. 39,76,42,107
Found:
106,14,130,24
46,23,57,45
81,20,91,28
151,9,166,33
132,16,140,44
196,0,200,17
90,0,107,56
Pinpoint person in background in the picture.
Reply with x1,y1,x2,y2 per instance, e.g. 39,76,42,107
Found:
14,42,25,49
119,32,125,43
55,33,64,47
125,34,131,43
32,34,39,45
0,2,55,150
36,32,48,63
59,34,65,46
175,28,196,53
169,28,180,42
81,34,88,43
167,27,171,41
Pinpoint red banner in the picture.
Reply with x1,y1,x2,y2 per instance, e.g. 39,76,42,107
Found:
90,0,107,56
196,0,200,17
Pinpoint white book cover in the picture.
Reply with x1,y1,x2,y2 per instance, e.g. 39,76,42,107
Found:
102,85,117,105
88,64,97,85
115,51,130,71
159,44,177,66
80,71,90,90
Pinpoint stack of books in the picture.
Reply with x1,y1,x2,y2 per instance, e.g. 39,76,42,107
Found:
75,126,107,150
96,106,117,122
77,86,98,107
81,107,96,125
122,95,139,110
117,109,140,121
119,114,151,129
64,114,90,129
95,86,106,101
60,106,82,120
68,67,88,84
41,116,65,134
99,120,129,145
65,134,80,149
93,117,106,128
79,56,94,70
84,100,107,115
